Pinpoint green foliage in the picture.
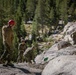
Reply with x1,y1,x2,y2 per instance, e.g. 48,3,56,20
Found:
34,0,49,34
0,0,76,63
26,0,36,18
49,7,55,24
60,0,68,20
33,41,39,55
20,21,27,37
34,0,46,24
13,32,18,62
32,21,39,35
0,7,7,27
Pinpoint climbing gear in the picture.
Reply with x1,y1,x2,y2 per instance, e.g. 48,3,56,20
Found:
44,57,48,61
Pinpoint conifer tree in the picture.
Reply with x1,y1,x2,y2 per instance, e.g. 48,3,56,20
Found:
59,0,68,23
26,0,36,20
34,0,47,34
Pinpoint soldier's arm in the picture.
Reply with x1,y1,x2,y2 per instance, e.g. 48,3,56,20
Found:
2,27,8,47
2,26,6,42
18,43,21,50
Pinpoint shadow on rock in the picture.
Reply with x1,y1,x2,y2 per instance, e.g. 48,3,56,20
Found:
35,72,41,75
10,66,31,74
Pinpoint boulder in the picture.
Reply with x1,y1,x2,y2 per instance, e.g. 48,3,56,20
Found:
35,45,76,65
34,43,59,64
62,22,74,34
42,55,76,75
57,40,72,50
35,21,76,74
63,22,76,45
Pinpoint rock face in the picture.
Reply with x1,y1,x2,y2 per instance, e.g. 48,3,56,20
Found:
50,22,76,45
42,55,76,75
57,40,72,50
63,22,76,45
0,63,42,75
34,43,59,64
35,21,76,75
35,45,76,64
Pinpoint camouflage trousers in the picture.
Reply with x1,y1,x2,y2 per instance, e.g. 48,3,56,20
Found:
17,50,25,63
0,43,13,63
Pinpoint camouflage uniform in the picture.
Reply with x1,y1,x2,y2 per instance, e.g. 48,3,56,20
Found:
17,41,26,63
1,25,14,64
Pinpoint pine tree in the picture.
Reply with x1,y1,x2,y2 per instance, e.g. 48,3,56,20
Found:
34,0,47,35
26,0,36,20
45,0,51,25
59,0,68,23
